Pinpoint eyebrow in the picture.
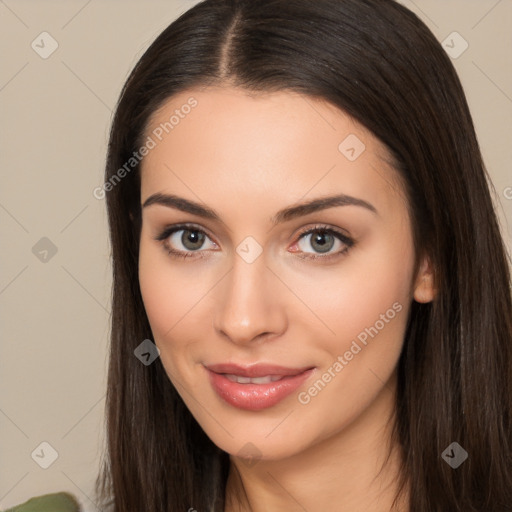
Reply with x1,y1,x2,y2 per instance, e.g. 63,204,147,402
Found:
142,192,378,225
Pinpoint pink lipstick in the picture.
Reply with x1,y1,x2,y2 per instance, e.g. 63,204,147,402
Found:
205,363,315,410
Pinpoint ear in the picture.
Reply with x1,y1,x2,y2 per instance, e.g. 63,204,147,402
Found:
413,255,436,303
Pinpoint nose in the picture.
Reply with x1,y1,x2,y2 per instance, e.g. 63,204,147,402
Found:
212,253,287,346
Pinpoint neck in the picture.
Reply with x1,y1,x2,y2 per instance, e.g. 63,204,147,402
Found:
224,372,409,512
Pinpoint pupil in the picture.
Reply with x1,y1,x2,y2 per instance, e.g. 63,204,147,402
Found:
183,230,204,250
312,231,333,253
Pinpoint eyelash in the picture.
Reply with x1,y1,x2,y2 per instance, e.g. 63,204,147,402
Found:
154,223,355,262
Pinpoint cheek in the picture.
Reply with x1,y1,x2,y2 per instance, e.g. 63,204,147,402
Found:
138,241,171,335
304,231,415,361
138,239,199,348
138,236,218,386
292,245,413,434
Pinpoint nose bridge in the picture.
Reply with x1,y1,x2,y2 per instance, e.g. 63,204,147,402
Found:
213,248,285,344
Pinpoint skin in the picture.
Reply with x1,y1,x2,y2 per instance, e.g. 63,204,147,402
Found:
138,86,436,512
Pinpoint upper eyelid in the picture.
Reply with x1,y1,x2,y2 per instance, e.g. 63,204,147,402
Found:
156,223,215,242
156,222,353,247
156,224,354,263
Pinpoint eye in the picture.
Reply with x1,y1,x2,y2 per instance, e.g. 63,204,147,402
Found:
291,225,354,261
154,223,217,260
154,223,355,261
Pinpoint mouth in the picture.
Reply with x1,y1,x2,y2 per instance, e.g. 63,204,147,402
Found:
205,362,314,378
204,362,315,410
222,374,289,384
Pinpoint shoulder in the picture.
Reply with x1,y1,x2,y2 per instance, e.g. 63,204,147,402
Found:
4,492,81,512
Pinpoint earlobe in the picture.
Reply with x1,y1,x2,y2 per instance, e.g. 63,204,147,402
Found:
413,256,436,303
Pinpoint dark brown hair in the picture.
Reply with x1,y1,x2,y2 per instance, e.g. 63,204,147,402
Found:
95,0,512,510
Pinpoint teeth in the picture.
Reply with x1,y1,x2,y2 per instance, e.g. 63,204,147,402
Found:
224,374,285,384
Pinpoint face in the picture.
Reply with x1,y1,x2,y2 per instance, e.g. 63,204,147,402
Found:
138,86,434,461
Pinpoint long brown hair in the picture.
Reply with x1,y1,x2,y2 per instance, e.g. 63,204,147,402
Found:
95,0,512,510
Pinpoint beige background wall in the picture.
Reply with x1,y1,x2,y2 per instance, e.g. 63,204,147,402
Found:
1,1,510,510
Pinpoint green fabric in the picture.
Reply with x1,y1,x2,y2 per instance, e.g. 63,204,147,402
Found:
4,492,81,512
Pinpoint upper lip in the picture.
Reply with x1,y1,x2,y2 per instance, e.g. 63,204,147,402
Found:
205,363,314,378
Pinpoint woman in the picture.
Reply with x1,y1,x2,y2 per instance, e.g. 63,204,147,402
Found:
95,0,512,510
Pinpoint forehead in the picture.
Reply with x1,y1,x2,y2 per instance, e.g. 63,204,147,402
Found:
140,86,406,216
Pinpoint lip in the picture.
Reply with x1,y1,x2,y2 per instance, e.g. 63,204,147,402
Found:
205,363,315,411
205,362,313,378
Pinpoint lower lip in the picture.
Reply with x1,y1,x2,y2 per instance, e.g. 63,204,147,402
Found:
206,368,315,411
